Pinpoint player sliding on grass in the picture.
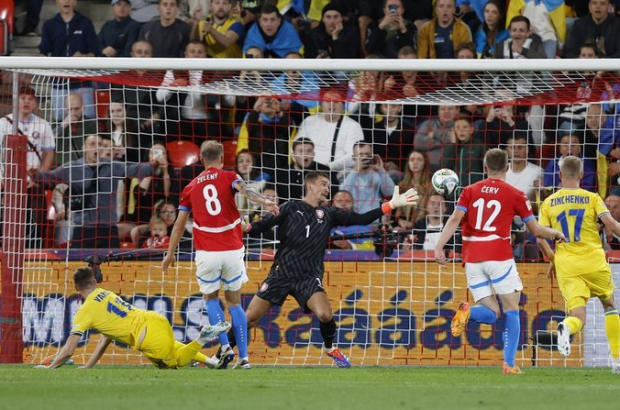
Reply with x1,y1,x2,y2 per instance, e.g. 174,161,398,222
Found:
36,267,230,369
162,140,279,370
214,171,419,368
537,156,620,373
434,149,565,374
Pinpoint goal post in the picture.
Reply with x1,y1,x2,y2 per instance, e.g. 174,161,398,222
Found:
0,56,619,367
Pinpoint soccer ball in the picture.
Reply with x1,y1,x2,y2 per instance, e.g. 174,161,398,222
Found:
432,168,460,197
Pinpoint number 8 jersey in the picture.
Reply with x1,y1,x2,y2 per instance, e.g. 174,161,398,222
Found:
179,167,244,251
456,178,534,263
539,187,610,276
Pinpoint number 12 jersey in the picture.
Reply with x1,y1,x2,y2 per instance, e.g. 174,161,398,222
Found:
456,178,534,263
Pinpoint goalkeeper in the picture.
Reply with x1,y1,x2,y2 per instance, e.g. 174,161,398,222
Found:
214,171,418,368
36,267,230,369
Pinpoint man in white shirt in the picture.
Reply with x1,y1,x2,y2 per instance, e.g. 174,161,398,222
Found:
0,86,56,180
505,133,542,199
294,90,364,173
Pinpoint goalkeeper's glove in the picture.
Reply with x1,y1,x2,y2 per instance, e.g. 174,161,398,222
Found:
382,186,420,213
240,215,252,233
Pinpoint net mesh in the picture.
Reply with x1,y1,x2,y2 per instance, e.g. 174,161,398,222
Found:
1,62,619,367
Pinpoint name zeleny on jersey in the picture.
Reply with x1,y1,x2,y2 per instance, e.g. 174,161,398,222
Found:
549,195,590,207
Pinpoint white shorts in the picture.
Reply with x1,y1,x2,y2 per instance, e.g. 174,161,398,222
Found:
465,259,523,302
195,248,248,294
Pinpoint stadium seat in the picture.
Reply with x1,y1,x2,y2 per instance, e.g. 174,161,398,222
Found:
607,250,620,262
0,0,13,56
96,90,110,119
397,250,433,261
166,141,200,168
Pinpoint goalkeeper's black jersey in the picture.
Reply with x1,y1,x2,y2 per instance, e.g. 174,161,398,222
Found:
250,200,385,279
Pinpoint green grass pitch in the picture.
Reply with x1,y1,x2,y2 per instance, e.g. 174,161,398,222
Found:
0,366,618,410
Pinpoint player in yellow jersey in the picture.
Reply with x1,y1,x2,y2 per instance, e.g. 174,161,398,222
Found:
36,267,231,369
537,156,620,373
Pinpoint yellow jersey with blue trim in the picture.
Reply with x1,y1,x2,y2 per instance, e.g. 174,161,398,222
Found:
539,188,610,276
70,288,149,348
198,16,244,58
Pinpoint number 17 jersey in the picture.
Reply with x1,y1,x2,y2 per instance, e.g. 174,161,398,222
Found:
456,178,534,263
539,187,610,277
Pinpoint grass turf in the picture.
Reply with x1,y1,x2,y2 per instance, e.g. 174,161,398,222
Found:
0,365,618,410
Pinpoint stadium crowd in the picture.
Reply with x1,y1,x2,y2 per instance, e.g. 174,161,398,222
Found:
3,0,620,260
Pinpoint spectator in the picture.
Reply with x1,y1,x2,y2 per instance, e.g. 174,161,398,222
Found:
141,216,171,249
234,150,270,215
0,86,56,247
17,0,43,36
38,134,164,249
306,1,360,59
414,104,459,172
360,102,415,180
156,41,235,143
584,103,616,196
191,0,244,58
275,138,337,202
339,141,396,214
242,5,303,58
123,143,179,230
238,97,291,177
104,101,143,162
329,190,376,251
507,0,566,58
131,199,193,249
395,150,433,230
111,40,167,140
39,0,100,121
441,116,486,187
417,0,472,59
294,90,365,173
178,0,209,24
139,0,191,57
495,16,547,59
365,0,417,59
55,93,98,166
543,133,596,192
505,133,543,198
99,0,141,58
564,0,620,58
410,193,455,251
604,194,620,249
270,52,321,115
483,103,528,149
474,0,509,58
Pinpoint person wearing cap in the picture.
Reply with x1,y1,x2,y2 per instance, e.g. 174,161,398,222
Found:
306,1,360,59
365,0,418,58
99,0,141,57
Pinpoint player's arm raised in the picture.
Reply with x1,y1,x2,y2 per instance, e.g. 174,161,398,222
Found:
434,209,466,266
35,334,81,369
162,210,191,274
234,180,279,215
80,335,112,369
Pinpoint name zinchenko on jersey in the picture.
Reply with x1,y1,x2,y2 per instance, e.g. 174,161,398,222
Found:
549,195,590,207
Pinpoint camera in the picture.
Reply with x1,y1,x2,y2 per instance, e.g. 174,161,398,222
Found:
205,16,212,23
388,4,398,14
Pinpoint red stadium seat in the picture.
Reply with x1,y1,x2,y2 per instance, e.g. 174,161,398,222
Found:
166,141,200,168
96,90,111,119
0,0,14,56
397,250,433,261
607,250,620,262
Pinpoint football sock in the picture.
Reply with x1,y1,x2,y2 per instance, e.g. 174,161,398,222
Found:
604,308,620,359
320,318,337,349
229,305,248,359
174,340,204,367
503,310,520,368
564,316,583,335
206,299,230,346
470,305,497,324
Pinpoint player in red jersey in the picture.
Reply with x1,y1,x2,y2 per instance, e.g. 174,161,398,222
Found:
434,149,564,374
162,140,278,370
